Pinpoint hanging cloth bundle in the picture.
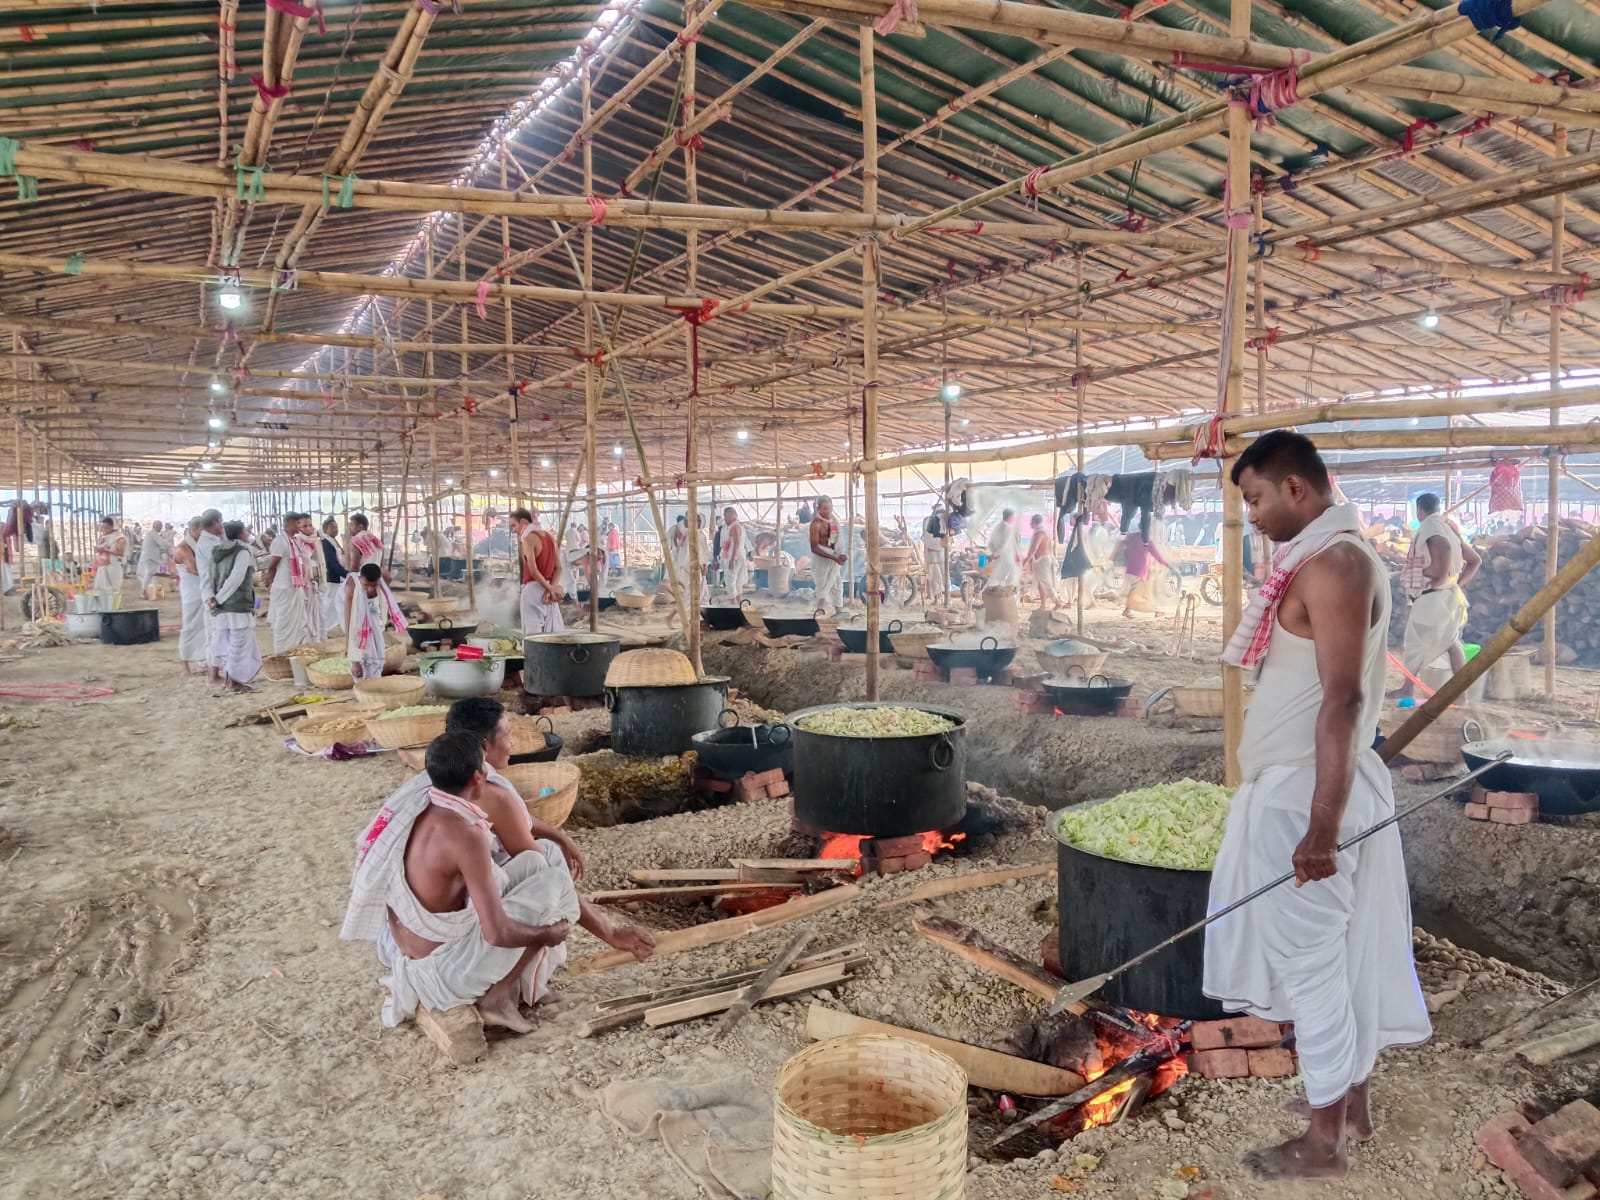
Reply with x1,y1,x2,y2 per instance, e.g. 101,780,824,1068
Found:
1488,460,1524,514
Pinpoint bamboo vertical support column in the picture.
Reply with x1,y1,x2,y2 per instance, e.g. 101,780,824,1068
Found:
582,66,600,634
501,146,521,507
460,241,477,613
859,26,881,700
684,6,704,670
1219,0,1252,788
845,368,856,606
425,234,441,599
1546,125,1566,699
1074,256,1087,637
1252,191,1267,416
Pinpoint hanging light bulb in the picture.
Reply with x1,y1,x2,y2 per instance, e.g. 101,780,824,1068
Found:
217,287,242,311
540,457,553,468
489,468,500,478
941,380,961,401
210,380,226,394
735,429,750,442
612,443,624,457
960,417,970,427
1419,309,1440,330
200,461,216,472
444,477,455,487
207,415,226,430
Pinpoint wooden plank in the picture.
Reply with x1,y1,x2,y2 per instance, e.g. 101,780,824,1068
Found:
594,943,866,1011
567,883,862,977
415,1005,486,1067
734,867,811,884
627,868,741,883
913,913,1063,1002
713,929,815,1042
875,863,1055,912
643,963,852,1029
591,883,799,905
804,1005,1086,1097
729,858,859,872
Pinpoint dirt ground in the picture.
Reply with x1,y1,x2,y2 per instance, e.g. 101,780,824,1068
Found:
0,592,1596,1200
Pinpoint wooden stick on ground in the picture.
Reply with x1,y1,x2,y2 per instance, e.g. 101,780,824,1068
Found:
804,1004,1086,1096
1515,1021,1600,1066
567,883,861,976
591,883,800,905
415,1005,486,1067
876,863,1055,911
1481,977,1600,1050
712,929,814,1042
912,912,1068,1005
643,962,855,1029
627,868,741,884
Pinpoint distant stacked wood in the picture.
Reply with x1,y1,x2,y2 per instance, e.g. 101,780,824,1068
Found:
1460,520,1600,666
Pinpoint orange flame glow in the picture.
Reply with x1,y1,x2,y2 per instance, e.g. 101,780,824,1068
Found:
1075,1011,1189,1132
816,830,966,872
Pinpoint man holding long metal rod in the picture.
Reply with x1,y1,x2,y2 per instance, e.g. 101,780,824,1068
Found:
1204,431,1431,1181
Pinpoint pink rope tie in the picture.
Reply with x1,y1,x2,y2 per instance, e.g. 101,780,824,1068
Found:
251,75,291,106
874,0,918,36
1395,118,1437,158
1221,177,1251,231
1022,166,1048,198
474,278,491,319
1239,50,1309,130
266,0,327,35
1245,326,1284,355
1548,273,1590,311
1190,414,1230,464
586,195,608,225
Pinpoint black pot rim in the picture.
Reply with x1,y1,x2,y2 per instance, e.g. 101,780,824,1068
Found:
785,700,968,735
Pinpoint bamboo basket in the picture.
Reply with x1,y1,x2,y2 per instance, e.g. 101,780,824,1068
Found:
498,761,580,827
352,675,425,713
1170,686,1224,718
877,547,918,574
771,1035,967,1200
604,647,696,687
365,707,450,749
306,660,354,690
888,630,944,661
1485,650,1534,701
292,712,376,754
262,654,295,681
614,589,655,611
383,639,407,673
507,715,557,758
1377,706,1487,765
418,596,464,618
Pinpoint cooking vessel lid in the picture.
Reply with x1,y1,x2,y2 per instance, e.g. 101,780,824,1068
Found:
526,632,620,645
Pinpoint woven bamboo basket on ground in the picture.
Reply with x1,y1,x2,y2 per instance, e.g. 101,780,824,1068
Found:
887,630,944,661
287,644,324,659
604,647,696,687
262,654,295,681
352,675,426,713
1377,706,1487,765
418,596,464,618
365,708,449,749
306,660,354,690
383,639,406,673
498,762,580,827
1170,685,1224,718
771,1034,967,1200
507,716,558,758
292,712,376,754
614,589,655,611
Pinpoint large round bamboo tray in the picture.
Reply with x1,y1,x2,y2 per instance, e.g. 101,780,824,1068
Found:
614,589,655,611
604,647,696,688
352,675,426,713
306,659,354,690
292,712,376,754
771,1035,967,1200
262,654,295,681
498,762,580,827
418,596,464,618
365,707,450,749
887,629,944,661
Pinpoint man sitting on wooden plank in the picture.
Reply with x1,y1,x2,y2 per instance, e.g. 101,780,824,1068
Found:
342,731,583,1033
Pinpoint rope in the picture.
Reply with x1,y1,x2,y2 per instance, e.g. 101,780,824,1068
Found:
1459,0,1521,41
0,684,117,700
873,0,918,36
1548,272,1589,310
1022,165,1048,198
1234,50,1309,130
1190,414,1230,464
1245,326,1284,355
1396,117,1437,157
474,278,491,320
265,0,327,35
250,74,292,107
586,194,608,225
320,172,356,208
235,154,268,202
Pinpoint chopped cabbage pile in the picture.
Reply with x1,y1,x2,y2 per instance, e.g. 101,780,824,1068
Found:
376,704,450,721
795,705,956,738
310,657,351,674
1055,779,1233,870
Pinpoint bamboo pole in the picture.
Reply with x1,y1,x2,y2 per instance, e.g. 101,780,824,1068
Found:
501,145,521,508
1074,257,1086,636
1545,126,1566,700
583,66,600,635
685,11,705,674
1145,426,1600,460
860,26,882,702
460,241,477,614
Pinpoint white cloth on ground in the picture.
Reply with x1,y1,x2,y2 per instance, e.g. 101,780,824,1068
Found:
176,569,207,664
1206,533,1430,1107
987,521,1020,588
812,556,842,613
519,581,566,636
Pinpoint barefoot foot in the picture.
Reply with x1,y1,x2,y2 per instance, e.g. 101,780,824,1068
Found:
477,995,536,1034
1243,1133,1350,1180
1283,1098,1375,1143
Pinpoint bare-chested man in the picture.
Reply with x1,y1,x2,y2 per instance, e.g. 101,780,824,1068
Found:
343,731,595,1032
719,506,748,603
808,497,846,616
1021,513,1058,609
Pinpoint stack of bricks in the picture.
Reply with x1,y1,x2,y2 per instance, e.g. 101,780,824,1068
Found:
1465,785,1540,826
1014,673,1054,715
948,666,980,686
914,661,946,683
1477,1100,1600,1200
1188,1016,1297,1080
689,766,790,804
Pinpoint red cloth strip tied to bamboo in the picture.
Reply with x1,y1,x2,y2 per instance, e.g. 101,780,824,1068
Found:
1235,50,1309,130
265,0,327,35
1022,166,1049,198
1191,413,1230,465
474,278,491,320
586,195,607,225
874,0,918,35
251,75,291,106
1245,326,1283,355
1548,273,1589,310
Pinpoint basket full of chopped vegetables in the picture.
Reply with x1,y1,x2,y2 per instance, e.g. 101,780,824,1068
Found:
786,702,967,838
1053,780,1234,1019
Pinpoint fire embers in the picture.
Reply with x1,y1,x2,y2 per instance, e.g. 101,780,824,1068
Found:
816,830,967,875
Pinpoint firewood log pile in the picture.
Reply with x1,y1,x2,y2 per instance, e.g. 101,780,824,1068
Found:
1462,520,1600,666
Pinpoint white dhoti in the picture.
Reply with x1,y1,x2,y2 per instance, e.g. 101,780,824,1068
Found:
1401,584,1468,675
722,556,748,598
813,557,842,613
1203,754,1432,1107
302,584,326,644
176,572,207,665
520,581,565,636
924,547,948,602
323,581,345,635
210,613,262,685
136,558,158,590
268,585,308,654
94,560,123,596
375,849,577,1027
1031,556,1059,597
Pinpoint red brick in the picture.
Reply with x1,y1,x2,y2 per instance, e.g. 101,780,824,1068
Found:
948,667,979,686
746,767,785,789
1522,1101,1600,1188
697,776,733,794
901,849,932,871
1485,791,1540,814
1039,929,1063,980
1188,1048,1250,1079
1247,1048,1297,1078
914,664,944,682
1490,808,1536,826
1477,1111,1577,1200
1190,1016,1286,1051
766,779,790,799
1115,698,1143,717
991,667,1018,686
1013,673,1047,692
1464,802,1492,821
1014,694,1053,715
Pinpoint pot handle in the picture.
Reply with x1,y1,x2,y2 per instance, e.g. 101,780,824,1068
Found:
814,607,828,619
929,735,956,772
980,635,998,651
1460,717,1485,745
569,644,591,665
604,689,618,712
716,707,740,730
887,619,903,634
769,723,792,746
1063,663,1086,680
439,616,455,631
739,597,752,609
1089,674,1110,688
535,715,555,733
1142,686,1176,718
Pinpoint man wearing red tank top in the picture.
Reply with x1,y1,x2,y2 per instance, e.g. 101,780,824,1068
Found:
512,507,565,636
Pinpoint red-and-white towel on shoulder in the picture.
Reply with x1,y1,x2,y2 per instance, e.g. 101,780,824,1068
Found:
1221,503,1363,670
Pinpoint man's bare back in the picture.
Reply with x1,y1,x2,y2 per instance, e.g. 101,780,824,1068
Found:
388,806,484,959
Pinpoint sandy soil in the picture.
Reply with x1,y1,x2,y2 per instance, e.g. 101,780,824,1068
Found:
0,592,1595,1200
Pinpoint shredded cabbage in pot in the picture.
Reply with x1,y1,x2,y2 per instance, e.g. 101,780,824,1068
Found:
1055,779,1233,870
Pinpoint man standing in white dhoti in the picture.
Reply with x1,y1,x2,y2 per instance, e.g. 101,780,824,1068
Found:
318,517,348,635
174,517,208,674
719,507,748,602
206,521,261,693
296,516,327,644
1205,431,1431,1181
341,732,590,1033
511,507,565,636
1021,513,1058,609
344,563,408,681
136,520,167,593
809,498,846,617
194,510,226,685
344,512,387,575
93,517,127,599
263,513,310,654
986,509,1021,589
1395,492,1480,700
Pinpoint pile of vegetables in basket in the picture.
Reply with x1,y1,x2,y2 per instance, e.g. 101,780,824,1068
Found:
374,704,450,721
310,657,350,675
795,706,955,737
1055,779,1234,870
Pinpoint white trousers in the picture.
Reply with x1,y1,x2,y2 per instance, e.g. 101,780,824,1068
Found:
322,581,345,635
137,559,159,590
723,557,748,599
1203,756,1432,1107
813,557,842,613
923,548,948,603
94,560,123,596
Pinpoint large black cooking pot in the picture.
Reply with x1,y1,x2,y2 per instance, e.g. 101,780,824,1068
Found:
702,599,753,630
762,609,824,638
510,715,564,764
925,635,1017,675
1056,819,1226,1020
407,617,479,650
1462,733,1600,815
787,702,967,836
836,619,902,655
100,608,160,645
1043,671,1135,717
522,632,622,697
607,676,731,757
691,708,794,781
